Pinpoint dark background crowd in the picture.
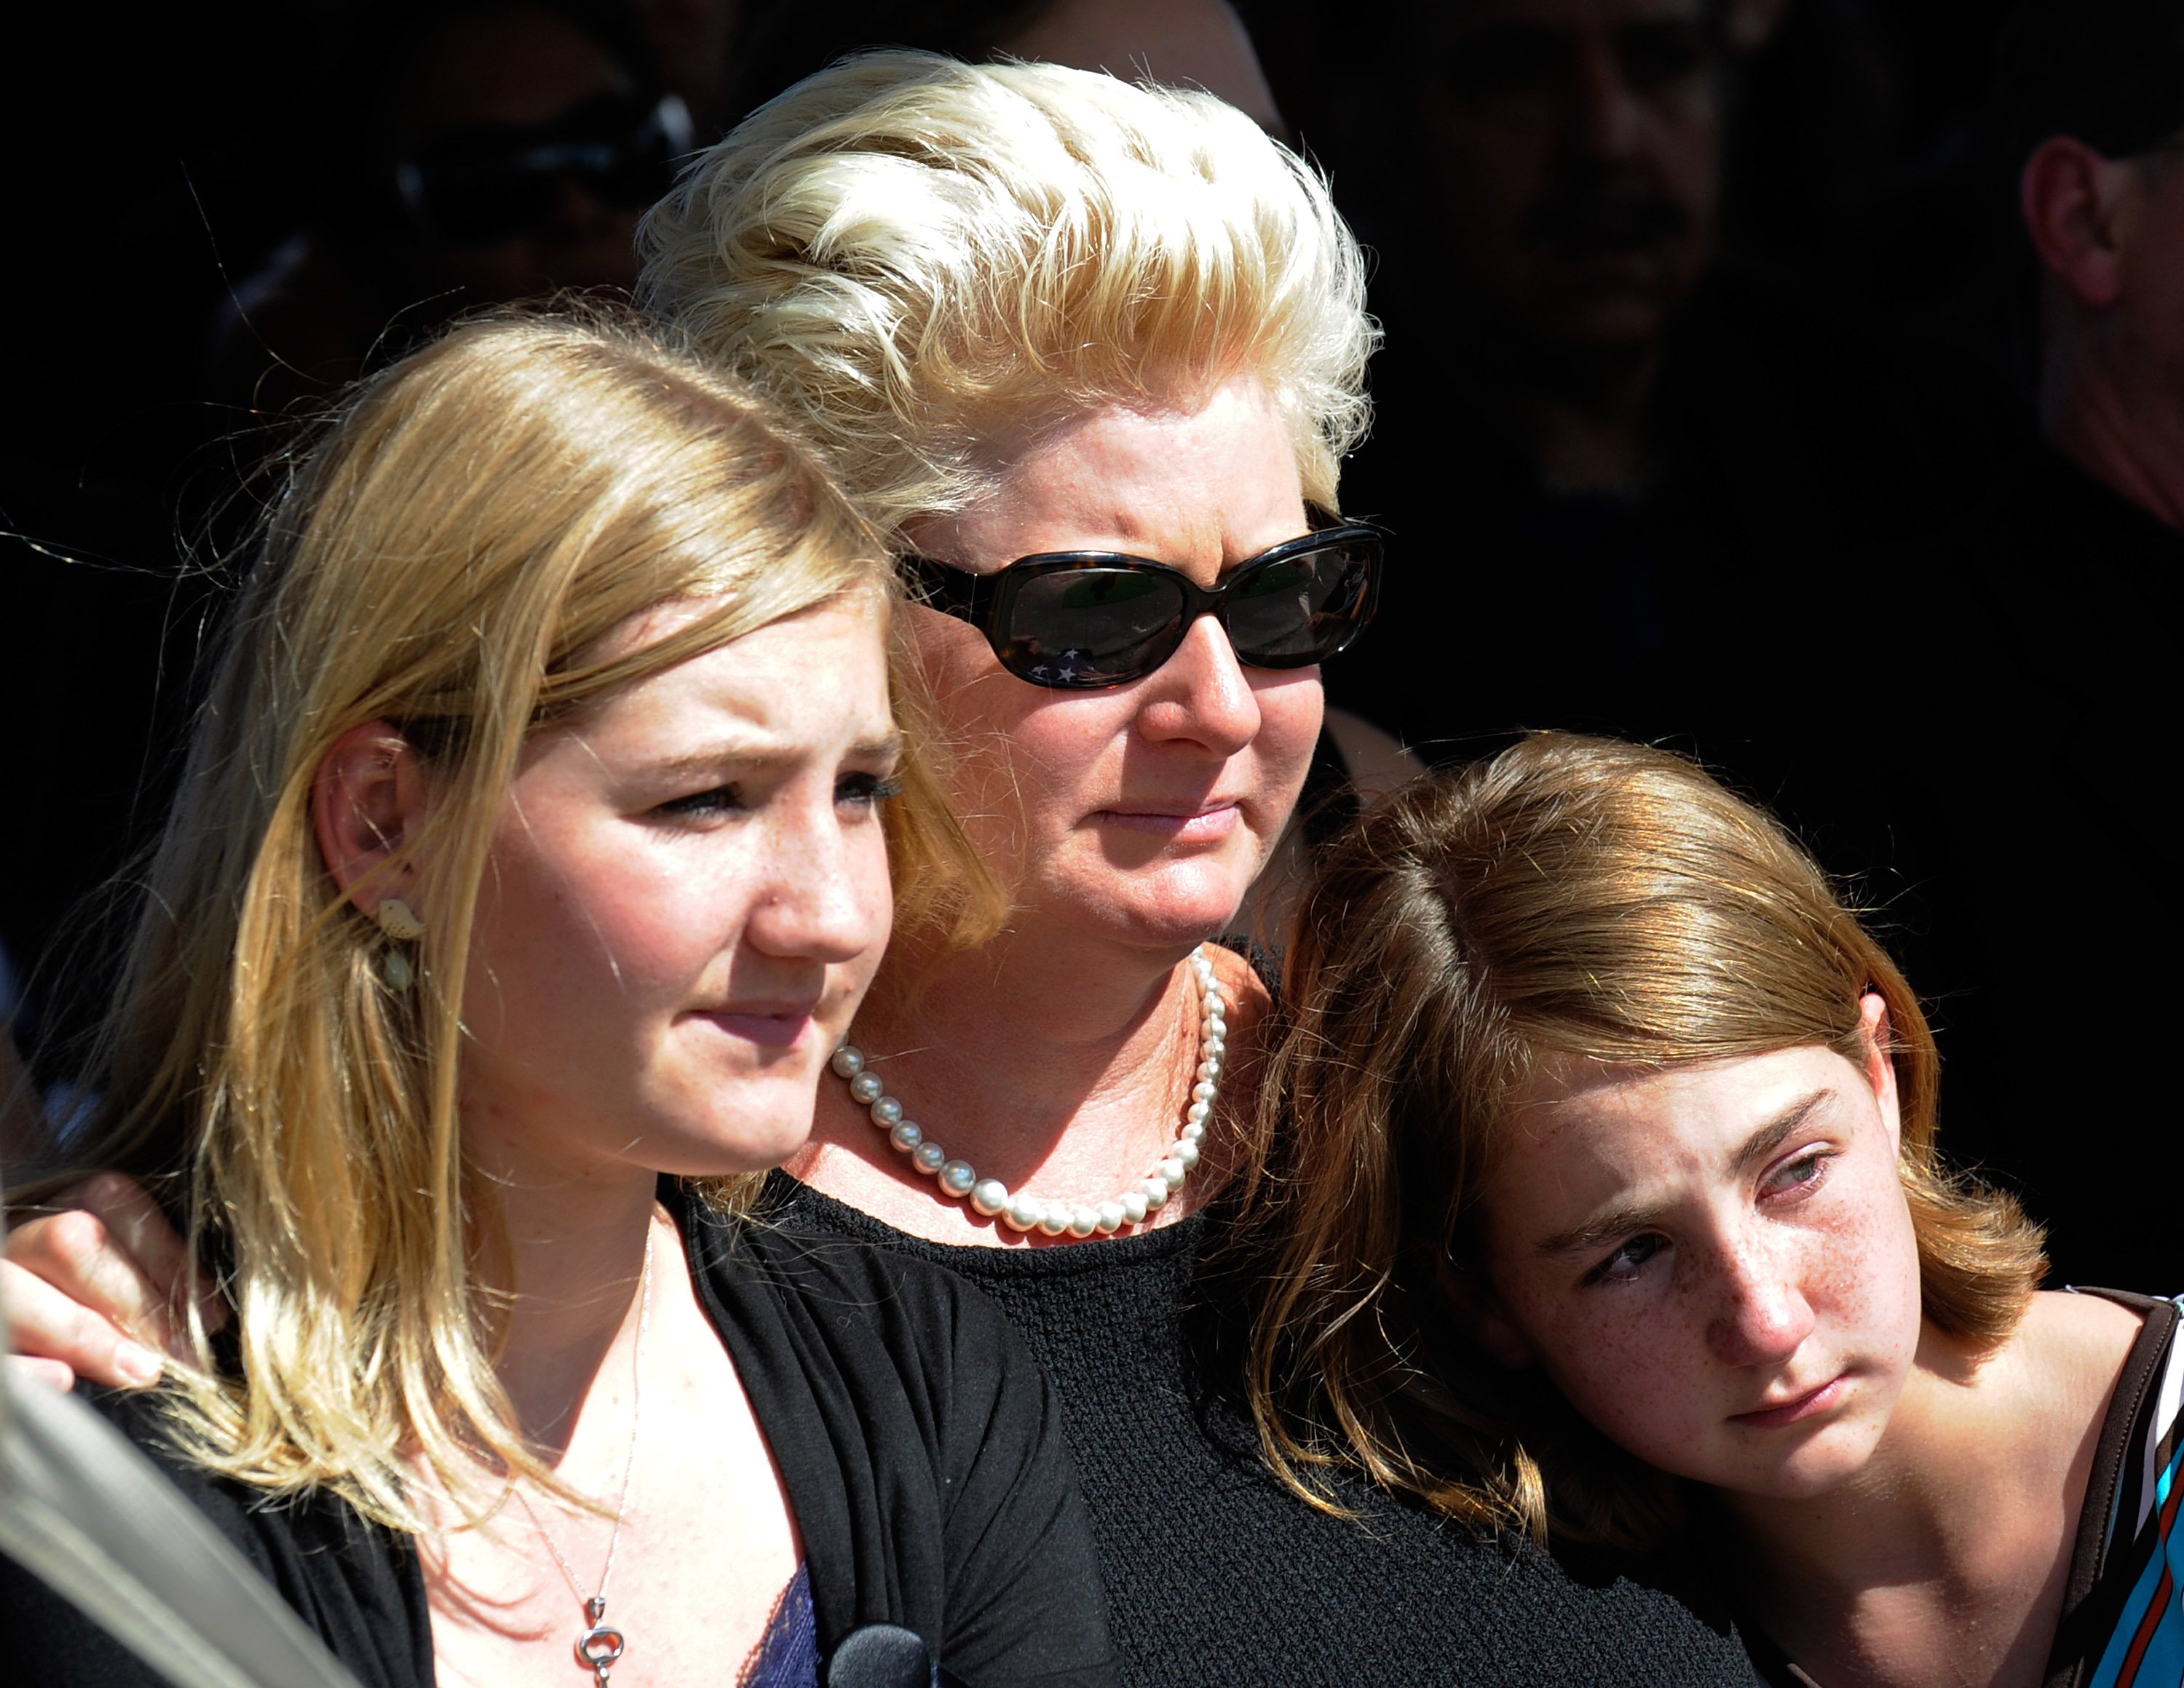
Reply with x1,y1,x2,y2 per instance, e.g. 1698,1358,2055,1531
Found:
4,0,2177,1288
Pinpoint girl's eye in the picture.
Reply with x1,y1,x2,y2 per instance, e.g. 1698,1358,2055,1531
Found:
657,784,744,819
1588,1232,1664,1286
1763,1148,1833,1200
837,772,903,809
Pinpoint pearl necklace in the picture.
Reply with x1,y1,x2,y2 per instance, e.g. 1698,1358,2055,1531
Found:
828,945,1225,1237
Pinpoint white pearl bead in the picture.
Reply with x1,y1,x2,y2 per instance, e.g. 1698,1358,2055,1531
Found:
1067,1207,1099,1238
1207,1035,1225,1058
869,1096,903,1128
1142,1177,1170,1210
1037,1205,1071,1237
890,1120,922,1153
1095,1200,1125,1233
1005,1194,1042,1231
1174,1138,1200,1170
1182,1120,1206,1144
1187,1100,1211,1125
1207,1015,1227,1039
971,1178,1010,1217
914,1141,946,1174
1159,1157,1187,1189
1197,1060,1219,1081
830,1047,864,1078
1191,1080,1216,1103
849,1071,885,1104
940,1160,977,1196
1120,1190,1149,1224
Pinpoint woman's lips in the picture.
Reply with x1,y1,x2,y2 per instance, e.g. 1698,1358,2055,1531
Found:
1730,1373,1851,1430
1093,801,1241,844
689,1007,819,1048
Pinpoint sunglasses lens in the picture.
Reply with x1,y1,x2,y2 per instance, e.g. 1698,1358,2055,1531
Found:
405,95,685,245
1222,540,1378,664
1001,568,1189,687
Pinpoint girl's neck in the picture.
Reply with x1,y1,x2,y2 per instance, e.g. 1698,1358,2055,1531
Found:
1723,1326,1989,1596
464,1144,662,1458
1719,1297,2137,1688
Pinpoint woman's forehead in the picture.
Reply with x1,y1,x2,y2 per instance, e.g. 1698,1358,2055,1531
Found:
948,380,1306,567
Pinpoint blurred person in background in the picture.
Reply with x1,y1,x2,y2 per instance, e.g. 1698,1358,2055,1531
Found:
1918,0,2184,1291
1263,0,2010,905
204,0,692,413
728,0,1283,132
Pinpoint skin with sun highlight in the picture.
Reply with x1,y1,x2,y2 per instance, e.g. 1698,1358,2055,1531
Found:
451,595,901,1189
306,593,903,1685
785,377,1320,1248
1466,994,2146,1688
1471,1000,1926,1501
898,377,1323,956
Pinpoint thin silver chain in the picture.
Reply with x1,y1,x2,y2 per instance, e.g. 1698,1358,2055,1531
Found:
518,1219,655,1618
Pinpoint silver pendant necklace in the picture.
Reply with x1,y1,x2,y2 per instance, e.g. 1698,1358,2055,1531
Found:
828,944,1225,1236
518,1221,655,1687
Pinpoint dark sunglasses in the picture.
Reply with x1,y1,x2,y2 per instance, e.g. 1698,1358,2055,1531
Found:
395,91,693,246
903,523,1384,690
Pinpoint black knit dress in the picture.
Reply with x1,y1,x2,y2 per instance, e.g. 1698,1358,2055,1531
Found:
764,1174,1759,1687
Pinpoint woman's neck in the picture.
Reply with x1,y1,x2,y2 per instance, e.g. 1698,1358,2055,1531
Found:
787,922,1265,1247
1719,1296,2138,1688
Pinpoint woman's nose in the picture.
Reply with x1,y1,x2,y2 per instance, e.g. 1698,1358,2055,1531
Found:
1703,1236,1817,1368
1136,614,1262,756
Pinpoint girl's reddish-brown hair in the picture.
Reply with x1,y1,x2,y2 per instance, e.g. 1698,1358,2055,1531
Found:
1228,733,2045,1550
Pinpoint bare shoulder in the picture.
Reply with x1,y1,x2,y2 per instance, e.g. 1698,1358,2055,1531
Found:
2017,1289,2146,1420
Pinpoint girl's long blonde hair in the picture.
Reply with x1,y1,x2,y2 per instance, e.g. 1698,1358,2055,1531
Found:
48,309,989,1531
1227,734,2046,1552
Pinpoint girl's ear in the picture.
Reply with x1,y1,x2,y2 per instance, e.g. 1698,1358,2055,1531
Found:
1857,991,1903,1153
1436,1256,1537,1370
312,721,432,917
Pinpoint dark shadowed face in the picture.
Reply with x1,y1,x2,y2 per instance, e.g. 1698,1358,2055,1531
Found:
1404,0,1722,356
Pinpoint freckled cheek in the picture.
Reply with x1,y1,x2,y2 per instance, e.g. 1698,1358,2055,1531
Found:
1540,1315,1718,1459
1803,1169,1924,1364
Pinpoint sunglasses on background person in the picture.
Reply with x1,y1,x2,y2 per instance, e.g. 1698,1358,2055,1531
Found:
903,523,1385,690
394,91,694,246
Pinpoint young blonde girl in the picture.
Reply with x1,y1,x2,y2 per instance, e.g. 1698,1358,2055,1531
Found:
2,309,1112,1688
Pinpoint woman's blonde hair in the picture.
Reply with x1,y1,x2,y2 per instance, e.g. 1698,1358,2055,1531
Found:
636,51,1375,539
51,309,985,1532
1229,733,2046,1552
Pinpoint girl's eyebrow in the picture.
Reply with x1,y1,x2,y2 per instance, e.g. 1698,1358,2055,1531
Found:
639,731,904,782
1729,1090,1831,1176
1535,1088,1834,1257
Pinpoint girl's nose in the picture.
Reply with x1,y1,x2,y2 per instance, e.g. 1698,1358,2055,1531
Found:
745,811,885,965
1704,1236,1817,1368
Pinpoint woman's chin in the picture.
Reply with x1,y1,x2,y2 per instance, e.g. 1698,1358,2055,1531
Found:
1046,853,1260,946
